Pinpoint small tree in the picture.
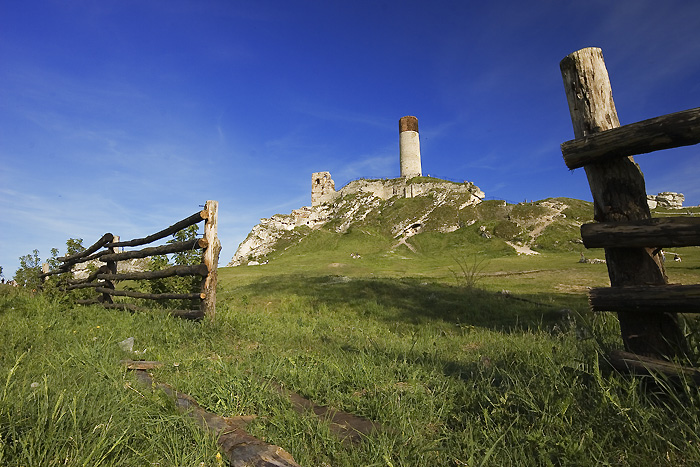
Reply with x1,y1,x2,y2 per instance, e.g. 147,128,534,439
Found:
14,249,42,289
65,238,85,257
41,239,87,297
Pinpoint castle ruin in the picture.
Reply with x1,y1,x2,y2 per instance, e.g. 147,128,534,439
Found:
311,116,433,207
311,171,336,206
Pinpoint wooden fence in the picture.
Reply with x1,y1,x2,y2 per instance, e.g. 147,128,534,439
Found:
560,47,700,371
40,200,221,320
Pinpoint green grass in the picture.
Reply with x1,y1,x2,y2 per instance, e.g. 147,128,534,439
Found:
2,240,700,465
0,290,222,466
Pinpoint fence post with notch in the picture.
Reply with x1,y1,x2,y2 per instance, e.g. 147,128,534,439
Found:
201,200,221,319
559,47,694,360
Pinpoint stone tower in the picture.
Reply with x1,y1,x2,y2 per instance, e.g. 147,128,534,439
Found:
399,116,422,178
311,171,336,206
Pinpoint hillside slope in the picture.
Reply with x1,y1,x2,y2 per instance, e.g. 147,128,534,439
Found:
228,177,596,267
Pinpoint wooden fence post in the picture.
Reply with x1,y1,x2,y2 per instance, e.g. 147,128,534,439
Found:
101,234,118,304
201,200,221,319
560,47,687,358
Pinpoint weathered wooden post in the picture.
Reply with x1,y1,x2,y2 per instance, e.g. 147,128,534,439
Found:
560,47,687,358
200,200,221,319
101,234,118,304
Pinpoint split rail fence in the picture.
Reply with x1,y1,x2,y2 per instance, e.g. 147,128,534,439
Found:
40,200,221,320
560,47,700,373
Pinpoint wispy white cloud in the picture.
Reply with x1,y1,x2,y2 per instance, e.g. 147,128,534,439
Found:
333,146,396,183
291,100,393,131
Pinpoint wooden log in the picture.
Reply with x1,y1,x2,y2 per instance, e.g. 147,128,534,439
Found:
97,263,210,281
60,249,110,265
560,47,687,358
171,309,205,320
75,299,100,305
108,210,207,248
131,370,300,467
94,287,204,301
39,266,71,278
590,284,700,313
99,238,207,263
267,380,382,446
64,281,108,291
57,233,115,263
101,302,201,318
200,200,221,319
66,265,111,285
581,217,700,248
561,107,700,169
609,349,700,385
102,302,141,312
121,360,165,370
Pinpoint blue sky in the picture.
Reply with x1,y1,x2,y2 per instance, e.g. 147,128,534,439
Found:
1,0,699,277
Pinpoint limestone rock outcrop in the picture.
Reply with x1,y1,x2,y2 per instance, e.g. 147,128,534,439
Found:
229,206,332,266
647,192,684,209
227,177,485,266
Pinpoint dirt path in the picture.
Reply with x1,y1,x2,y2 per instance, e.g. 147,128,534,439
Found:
529,201,568,240
505,241,540,255
504,201,569,256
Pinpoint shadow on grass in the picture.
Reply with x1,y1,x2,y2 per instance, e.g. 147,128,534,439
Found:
232,273,586,333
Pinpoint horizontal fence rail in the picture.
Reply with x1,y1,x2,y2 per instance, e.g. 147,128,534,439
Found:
580,217,700,248
561,107,700,170
589,285,700,314
96,264,210,282
108,210,209,248
41,200,221,320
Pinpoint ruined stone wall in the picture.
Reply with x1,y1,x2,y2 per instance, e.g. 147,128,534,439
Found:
337,177,484,203
311,171,337,206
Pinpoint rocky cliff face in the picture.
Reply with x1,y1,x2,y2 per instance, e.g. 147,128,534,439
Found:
228,177,485,266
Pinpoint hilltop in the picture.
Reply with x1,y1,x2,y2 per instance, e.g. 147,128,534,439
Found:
228,176,597,267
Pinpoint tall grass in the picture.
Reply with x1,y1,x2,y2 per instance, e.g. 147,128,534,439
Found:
2,241,700,466
0,288,220,466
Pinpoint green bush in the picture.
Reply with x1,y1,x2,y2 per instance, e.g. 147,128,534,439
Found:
493,220,521,240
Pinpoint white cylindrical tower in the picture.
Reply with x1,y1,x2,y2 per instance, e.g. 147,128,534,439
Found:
399,116,422,178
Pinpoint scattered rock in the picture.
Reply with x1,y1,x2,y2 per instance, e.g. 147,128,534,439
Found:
479,225,492,239
118,337,134,352
648,192,684,209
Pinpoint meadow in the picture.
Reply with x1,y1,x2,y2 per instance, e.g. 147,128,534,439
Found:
2,239,700,466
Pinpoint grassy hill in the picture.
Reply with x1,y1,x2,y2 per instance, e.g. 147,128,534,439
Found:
236,191,599,266
2,188,700,466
